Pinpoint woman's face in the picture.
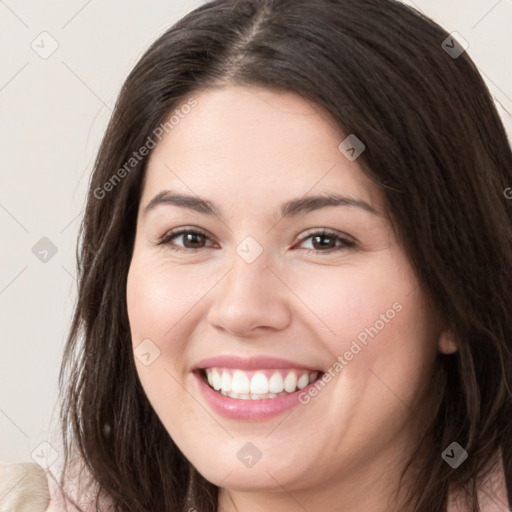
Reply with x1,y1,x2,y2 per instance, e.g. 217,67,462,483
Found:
126,85,452,507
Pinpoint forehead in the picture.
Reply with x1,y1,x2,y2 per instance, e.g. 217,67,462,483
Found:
141,85,382,213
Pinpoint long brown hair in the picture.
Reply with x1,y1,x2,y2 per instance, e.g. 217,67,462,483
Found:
58,0,512,510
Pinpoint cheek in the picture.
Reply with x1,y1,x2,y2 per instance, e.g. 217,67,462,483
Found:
126,258,187,373
292,257,413,345
126,259,203,427
290,259,439,456
126,258,207,347
294,255,438,398
126,256,225,397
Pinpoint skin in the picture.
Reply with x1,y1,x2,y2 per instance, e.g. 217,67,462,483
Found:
126,85,457,512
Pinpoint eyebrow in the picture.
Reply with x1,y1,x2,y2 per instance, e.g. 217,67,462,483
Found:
143,190,380,219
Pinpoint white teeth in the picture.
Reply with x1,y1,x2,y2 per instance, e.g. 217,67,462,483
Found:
231,370,250,394
283,372,297,393
221,371,231,392
212,368,222,391
237,391,289,400
297,373,310,389
204,368,321,398
250,373,269,394
268,372,284,393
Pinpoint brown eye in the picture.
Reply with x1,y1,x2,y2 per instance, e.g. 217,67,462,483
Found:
158,229,213,251
298,229,356,253
180,232,207,248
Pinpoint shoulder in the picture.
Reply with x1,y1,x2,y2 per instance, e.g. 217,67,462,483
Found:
447,449,510,512
0,462,50,512
0,460,93,512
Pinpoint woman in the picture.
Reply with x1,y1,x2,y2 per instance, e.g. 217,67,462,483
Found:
1,0,510,510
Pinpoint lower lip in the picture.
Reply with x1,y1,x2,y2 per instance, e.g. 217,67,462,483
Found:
193,370,322,420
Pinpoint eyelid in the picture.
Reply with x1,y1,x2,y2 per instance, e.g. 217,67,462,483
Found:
156,227,214,249
296,227,356,245
157,226,356,254
294,228,357,253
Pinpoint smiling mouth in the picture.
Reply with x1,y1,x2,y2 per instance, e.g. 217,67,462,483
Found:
197,367,324,400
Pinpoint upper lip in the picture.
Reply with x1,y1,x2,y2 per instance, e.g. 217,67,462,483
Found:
193,355,323,372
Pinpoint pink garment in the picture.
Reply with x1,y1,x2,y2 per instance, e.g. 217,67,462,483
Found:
45,470,82,511
446,454,510,512
45,460,113,512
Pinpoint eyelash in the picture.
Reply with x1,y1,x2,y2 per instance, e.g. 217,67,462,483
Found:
157,228,356,254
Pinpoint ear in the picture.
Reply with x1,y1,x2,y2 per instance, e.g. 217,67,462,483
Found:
438,330,459,354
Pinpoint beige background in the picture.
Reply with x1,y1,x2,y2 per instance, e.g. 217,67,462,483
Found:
1,0,511,464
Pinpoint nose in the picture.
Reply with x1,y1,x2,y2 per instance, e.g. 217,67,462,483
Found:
206,251,292,337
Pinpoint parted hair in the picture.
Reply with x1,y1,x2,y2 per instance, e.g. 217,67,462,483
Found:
58,0,512,510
